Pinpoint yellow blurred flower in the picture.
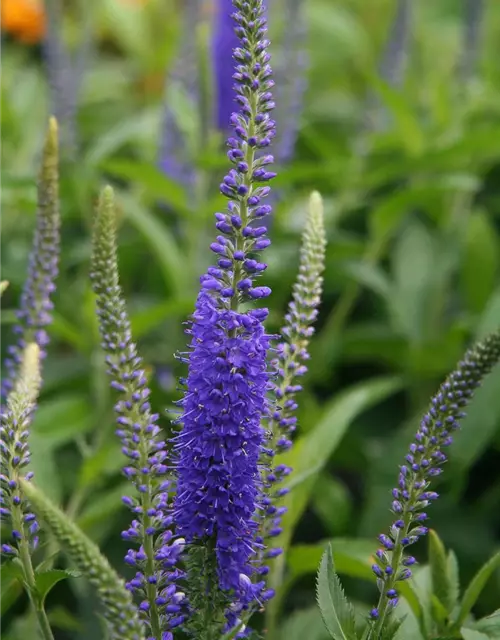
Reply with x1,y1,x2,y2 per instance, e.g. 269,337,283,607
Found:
1,0,46,44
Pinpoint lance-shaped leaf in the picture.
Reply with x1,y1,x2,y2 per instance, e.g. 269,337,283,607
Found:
428,530,456,614
316,544,357,640
21,480,144,640
451,551,500,630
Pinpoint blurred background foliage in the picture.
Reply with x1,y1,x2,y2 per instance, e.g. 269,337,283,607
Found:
1,0,500,638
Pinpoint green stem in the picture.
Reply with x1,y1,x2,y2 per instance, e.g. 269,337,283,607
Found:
11,502,55,640
368,482,419,639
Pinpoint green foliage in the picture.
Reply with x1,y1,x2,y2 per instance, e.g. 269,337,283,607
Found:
317,545,357,640
2,0,500,638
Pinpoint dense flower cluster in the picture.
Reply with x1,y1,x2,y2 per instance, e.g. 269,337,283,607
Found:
369,330,500,634
172,0,276,611
2,119,60,400
90,187,185,639
259,192,326,559
0,345,41,555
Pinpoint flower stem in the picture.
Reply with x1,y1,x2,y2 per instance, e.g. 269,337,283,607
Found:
11,502,55,640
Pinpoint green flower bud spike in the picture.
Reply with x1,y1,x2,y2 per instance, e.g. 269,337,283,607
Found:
21,480,144,640
261,190,327,530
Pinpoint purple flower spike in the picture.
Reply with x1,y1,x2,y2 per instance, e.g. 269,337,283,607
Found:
91,187,185,638
369,331,500,634
2,119,60,401
172,0,275,622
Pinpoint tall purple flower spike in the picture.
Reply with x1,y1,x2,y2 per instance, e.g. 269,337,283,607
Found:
91,187,185,639
369,331,500,633
173,0,276,611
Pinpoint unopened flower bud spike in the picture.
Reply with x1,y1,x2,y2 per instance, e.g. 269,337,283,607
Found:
258,191,326,573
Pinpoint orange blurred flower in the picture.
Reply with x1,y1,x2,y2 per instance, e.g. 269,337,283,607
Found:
1,0,46,44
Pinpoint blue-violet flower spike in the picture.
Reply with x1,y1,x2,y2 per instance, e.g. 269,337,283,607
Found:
2,119,60,401
369,330,500,634
90,187,185,639
173,0,276,613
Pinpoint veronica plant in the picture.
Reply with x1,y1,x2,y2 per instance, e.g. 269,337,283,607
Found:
2,118,60,401
259,191,326,558
316,329,500,640
171,0,277,633
0,344,54,640
91,187,185,639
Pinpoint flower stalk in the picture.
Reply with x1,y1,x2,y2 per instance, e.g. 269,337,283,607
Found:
368,330,500,637
259,191,326,562
90,187,184,639
1,344,55,640
2,118,60,400
172,0,276,631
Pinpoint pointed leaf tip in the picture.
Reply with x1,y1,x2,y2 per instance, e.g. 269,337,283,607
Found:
0,281,9,296
316,544,357,640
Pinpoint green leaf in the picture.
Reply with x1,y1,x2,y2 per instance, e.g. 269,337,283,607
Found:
460,211,499,314
1,569,23,615
431,595,449,628
118,191,189,296
389,220,436,343
474,609,500,637
312,474,352,536
277,377,402,546
447,551,460,615
380,615,406,640
460,630,490,640
1,560,25,586
453,551,500,628
429,530,454,613
100,159,187,213
34,569,81,606
278,606,331,640
342,262,391,299
288,539,375,583
31,396,94,447
0,280,9,296
369,77,425,155
316,545,357,640
130,298,194,338
476,288,500,339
